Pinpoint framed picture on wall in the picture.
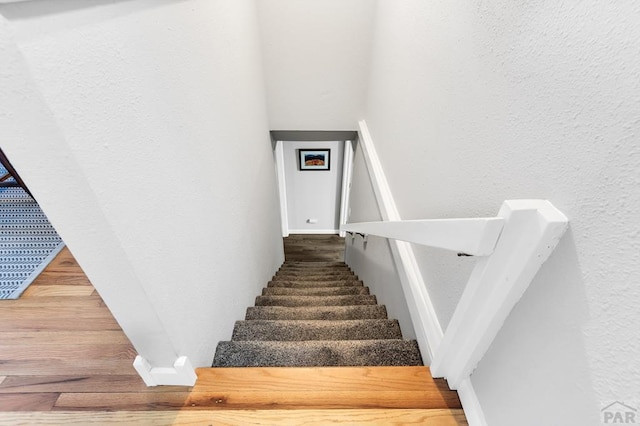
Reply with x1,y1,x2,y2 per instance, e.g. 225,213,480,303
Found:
299,149,330,171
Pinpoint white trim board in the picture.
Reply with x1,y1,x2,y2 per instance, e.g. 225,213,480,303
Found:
356,120,443,364
274,141,289,237
338,140,354,238
354,119,487,426
457,378,487,426
288,229,339,235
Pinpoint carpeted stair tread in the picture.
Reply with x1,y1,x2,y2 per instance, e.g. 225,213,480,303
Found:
255,295,377,307
268,280,364,288
276,269,354,275
278,267,352,273
212,340,423,367
279,263,351,269
245,305,389,320
273,274,358,281
273,275,359,282
262,286,370,296
282,261,347,267
232,319,402,341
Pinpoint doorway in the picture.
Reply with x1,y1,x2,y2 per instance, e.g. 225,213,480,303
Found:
272,131,356,237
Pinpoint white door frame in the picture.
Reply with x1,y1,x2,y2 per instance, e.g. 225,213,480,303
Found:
338,140,354,237
273,139,354,237
274,140,289,237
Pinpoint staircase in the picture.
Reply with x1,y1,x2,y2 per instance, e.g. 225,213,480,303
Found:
202,235,466,425
213,260,423,367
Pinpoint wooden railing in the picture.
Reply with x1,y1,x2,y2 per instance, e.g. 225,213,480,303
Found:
341,199,568,390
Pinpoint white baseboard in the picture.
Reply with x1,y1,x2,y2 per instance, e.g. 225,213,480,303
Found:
133,356,197,386
354,120,487,425
288,229,339,235
457,378,487,426
356,120,443,364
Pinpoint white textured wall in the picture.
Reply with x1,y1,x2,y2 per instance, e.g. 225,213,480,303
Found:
256,0,375,130
362,0,640,424
283,141,343,233
344,145,416,340
0,0,284,368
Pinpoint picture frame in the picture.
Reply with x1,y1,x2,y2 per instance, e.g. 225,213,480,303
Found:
299,149,330,171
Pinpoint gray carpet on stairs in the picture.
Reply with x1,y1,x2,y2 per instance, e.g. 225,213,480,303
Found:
244,305,388,320
268,279,364,288
262,286,370,296
231,319,402,341
212,258,423,367
255,294,377,307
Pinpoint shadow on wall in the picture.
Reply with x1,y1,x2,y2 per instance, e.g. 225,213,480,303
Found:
345,234,417,341
0,0,188,20
471,230,601,425
412,243,477,333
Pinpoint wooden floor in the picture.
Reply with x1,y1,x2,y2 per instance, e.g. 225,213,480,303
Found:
0,246,467,424
283,234,345,262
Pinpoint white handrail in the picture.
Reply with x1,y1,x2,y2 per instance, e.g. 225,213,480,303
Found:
342,217,505,256
341,199,568,391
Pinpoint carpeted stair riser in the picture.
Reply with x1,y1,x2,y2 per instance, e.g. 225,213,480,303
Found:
245,305,389,321
268,280,363,288
255,295,377,307
213,340,423,367
262,286,370,296
231,319,402,341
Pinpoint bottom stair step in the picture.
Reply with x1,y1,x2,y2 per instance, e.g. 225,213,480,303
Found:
193,366,463,411
212,340,423,367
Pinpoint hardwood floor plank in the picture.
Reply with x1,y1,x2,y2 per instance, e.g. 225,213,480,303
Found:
27,248,90,287
53,389,460,411
0,409,468,425
0,376,188,394
36,248,79,272
284,234,345,262
185,390,459,410
0,393,59,411
31,272,92,287
21,285,94,297
0,306,120,319
0,359,138,376
0,317,122,331
54,392,190,410
0,344,136,361
196,366,447,392
0,296,107,308
0,331,131,346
